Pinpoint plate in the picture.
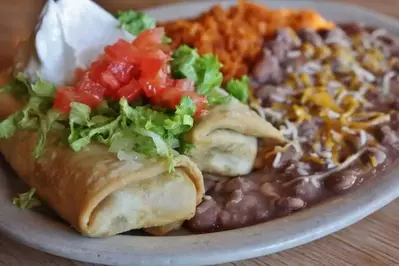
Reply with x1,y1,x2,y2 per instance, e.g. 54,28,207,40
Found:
1,1,399,265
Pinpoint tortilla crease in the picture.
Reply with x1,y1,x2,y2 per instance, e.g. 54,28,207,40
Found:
185,97,286,176
0,131,204,237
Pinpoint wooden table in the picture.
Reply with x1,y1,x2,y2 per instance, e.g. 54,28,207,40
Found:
0,0,398,265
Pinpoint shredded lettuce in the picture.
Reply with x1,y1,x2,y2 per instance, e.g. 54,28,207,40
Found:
31,76,57,97
12,188,41,209
0,74,63,157
226,75,250,103
34,109,62,158
0,112,21,138
179,140,195,155
162,36,172,44
195,54,224,95
165,96,196,135
116,10,156,36
116,10,171,44
171,45,199,81
171,45,230,104
1,64,200,170
66,97,197,171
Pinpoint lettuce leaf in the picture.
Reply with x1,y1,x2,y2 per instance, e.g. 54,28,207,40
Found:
66,97,196,171
226,75,250,103
165,96,195,135
0,75,63,157
34,109,62,158
0,112,22,138
12,188,41,209
31,76,57,97
195,54,223,95
116,10,156,36
171,45,199,81
171,45,229,104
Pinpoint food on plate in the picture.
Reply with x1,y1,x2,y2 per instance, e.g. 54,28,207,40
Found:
187,23,399,233
2,0,397,237
169,44,285,176
0,0,283,236
0,131,204,237
186,92,285,176
161,0,334,82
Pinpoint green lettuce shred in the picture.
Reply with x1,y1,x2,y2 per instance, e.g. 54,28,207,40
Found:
170,45,231,104
116,10,156,36
12,188,41,209
226,75,250,103
67,97,197,171
0,74,63,157
116,10,171,44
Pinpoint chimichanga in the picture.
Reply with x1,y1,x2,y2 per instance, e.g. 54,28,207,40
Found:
185,94,285,176
0,130,204,237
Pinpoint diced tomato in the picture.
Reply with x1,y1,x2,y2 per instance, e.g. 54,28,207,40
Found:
56,32,208,117
140,57,165,80
76,73,106,102
139,62,169,98
105,39,140,64
116,79,142,102
175,79,195,91
157,88,207,117
107,61,138,85
53,87,76,112
100,71,120,91
132,28,165,50
164,77,176,88
97,53,113,62
88,60,109,82
54,87,103,113
139,79,160,98
161,89,184,109
185,92,207,117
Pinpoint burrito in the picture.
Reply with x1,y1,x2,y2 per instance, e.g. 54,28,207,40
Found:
185,95,285,176
0,130,204,237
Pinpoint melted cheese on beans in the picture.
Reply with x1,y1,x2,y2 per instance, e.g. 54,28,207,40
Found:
253,27,396,169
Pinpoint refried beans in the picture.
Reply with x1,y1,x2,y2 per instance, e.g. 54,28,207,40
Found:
186,23,399,233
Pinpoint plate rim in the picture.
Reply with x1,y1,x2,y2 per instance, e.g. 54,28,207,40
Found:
1,1,399,265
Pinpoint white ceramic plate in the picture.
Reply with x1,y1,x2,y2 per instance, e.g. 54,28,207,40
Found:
1,1,399,265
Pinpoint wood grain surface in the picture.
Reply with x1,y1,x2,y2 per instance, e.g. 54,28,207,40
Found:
0,0,398,266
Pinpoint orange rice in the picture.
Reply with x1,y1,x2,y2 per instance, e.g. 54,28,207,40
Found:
160,0,335,82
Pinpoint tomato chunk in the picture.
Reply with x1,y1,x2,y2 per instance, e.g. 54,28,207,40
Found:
54,87,103,113
105,39,140,64
132,28,165,50
140,57,165,80
88,60,109,82
57,30,208,117
100,71,120,91
107,61,138,85
183,91,207,117
175,79,195,91
117,79,142,102
77,73,106,102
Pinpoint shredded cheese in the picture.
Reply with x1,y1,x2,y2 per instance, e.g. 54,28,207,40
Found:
287,50,301,58
272,152,282,168
352,64,376,83
251,25,395,174
283,147,374,187
382,71,395,95
359,130,367,147
203,195,212,200
370,156,377,167
370,28,387,39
